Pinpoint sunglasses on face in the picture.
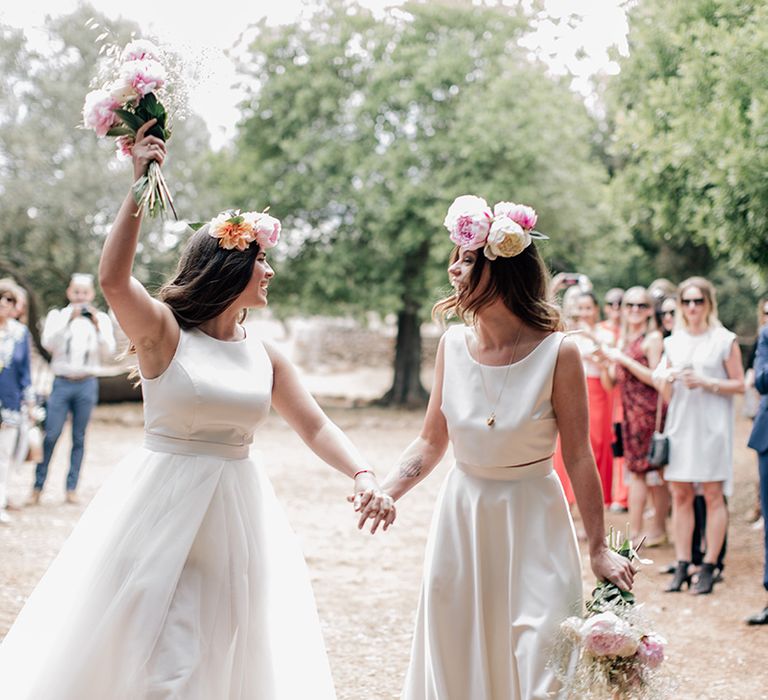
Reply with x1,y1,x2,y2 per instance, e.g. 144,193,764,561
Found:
624,302,650,310
682,297,706,307
762,307,768,316
606,300,622,308
0,294,17,304
662,309,676,317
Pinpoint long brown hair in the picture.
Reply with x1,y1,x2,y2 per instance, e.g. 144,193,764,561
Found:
158,224,261,328
433,243,562,331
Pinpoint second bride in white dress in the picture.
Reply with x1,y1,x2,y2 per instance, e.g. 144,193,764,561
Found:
359,196,636,699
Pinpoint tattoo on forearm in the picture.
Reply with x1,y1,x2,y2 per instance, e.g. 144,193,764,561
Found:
399,456,423,478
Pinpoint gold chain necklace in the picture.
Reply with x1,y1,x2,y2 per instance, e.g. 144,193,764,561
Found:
475,323,523,428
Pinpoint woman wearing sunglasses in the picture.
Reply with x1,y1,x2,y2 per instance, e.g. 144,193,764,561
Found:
0,281,34,524
654,277,744,595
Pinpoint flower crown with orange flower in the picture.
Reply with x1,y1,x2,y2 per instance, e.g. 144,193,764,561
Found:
443,195,547,259
189,209,281,252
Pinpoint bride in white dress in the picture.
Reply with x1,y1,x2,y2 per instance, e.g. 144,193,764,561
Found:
0,120,395,699
358,196,636,699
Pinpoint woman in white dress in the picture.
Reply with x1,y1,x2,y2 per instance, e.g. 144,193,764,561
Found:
0,120,394,699
357,196,635,700
654,276,744,595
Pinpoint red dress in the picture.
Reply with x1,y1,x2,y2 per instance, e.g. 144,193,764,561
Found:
616,335,663,473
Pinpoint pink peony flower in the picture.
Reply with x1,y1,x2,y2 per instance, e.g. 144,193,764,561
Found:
115,135,135,161
443,195,493,250
82,89,121,137
251,212,281,250
121,39,162,63
119,59,167,98
494,201,538,230
581,612,640,658
636,634,666,669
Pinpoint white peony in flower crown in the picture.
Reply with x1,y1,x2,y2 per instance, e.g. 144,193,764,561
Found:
443,195,547,260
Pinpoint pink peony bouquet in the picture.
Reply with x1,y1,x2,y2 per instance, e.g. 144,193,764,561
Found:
552,528,670,699
83,38,176,219
442,195,546,260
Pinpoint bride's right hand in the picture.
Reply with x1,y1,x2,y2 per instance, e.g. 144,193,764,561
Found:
132,119,166,180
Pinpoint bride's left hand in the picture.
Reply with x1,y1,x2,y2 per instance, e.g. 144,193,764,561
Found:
347,478,396,534
590,546,637,591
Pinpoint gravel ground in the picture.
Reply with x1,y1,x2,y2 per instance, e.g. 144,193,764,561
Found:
1,400,767,699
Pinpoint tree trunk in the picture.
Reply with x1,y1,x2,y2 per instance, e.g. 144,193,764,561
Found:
378,307,429,407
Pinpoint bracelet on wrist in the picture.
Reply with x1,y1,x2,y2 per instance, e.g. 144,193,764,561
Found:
354,469,375,479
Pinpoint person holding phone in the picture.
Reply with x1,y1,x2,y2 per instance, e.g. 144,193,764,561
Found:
30,273,115,504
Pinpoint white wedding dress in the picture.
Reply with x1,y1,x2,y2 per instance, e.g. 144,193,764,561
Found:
402,326,583,700
0,328,337,699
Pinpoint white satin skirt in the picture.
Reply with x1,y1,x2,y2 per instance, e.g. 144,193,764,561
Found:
402,460,583,700
0,446,337,700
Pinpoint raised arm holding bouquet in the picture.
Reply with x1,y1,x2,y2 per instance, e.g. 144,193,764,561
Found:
83,39,176,218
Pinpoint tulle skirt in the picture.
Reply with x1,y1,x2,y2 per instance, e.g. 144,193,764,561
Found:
402,460,583,700
0,447,336,700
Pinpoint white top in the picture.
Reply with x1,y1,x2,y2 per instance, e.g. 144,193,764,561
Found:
657,325,736,483
42,305,116,377
142,327,273,459
441,325,564,470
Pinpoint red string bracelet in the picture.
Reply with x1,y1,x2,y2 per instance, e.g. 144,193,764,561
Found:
354,469,375,478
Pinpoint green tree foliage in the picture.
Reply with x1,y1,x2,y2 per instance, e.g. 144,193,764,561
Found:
219,0,611,404
0,6,215,349
605,0,767,332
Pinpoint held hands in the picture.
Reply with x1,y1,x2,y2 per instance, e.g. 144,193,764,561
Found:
347,471,396,534
132,119,166,180
590,545,637,591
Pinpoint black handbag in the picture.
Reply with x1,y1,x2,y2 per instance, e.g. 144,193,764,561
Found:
646,393,668,469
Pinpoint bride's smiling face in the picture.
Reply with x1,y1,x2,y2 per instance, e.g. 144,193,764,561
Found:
448,247,484,296
239,251,274,308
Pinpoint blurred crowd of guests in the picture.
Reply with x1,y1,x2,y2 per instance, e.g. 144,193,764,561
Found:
550,273,768,623
0,274,114,522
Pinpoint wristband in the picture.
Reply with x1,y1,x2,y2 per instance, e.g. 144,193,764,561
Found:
354,469,375,479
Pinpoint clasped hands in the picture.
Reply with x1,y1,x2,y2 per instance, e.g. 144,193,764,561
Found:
347,471,396,534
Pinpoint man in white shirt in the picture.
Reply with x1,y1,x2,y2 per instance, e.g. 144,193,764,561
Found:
30,274,115,504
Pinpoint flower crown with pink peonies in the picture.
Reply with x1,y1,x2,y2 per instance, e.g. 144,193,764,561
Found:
189,210,281,252
443,195,547,260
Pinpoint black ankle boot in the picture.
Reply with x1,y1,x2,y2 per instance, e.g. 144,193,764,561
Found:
692,562,717,595
665,560,692,592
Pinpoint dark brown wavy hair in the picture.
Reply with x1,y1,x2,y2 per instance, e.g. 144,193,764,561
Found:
432,243,562,331
158,224,261,328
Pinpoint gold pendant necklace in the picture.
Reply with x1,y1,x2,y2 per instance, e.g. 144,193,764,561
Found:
475,323,523,428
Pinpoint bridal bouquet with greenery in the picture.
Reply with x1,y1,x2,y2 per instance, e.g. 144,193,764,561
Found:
83,37,177,218
552,528,671,699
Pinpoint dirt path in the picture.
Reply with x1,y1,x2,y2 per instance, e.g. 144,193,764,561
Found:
1,402,767,699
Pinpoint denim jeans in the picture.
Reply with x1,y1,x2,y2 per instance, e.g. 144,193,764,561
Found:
35,376,99,492
759,450,768,591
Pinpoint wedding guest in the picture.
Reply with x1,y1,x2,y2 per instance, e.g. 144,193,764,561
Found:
658,295,677,337
359,195,634,699
600,286,669,546
600,287,629,512
747,312,768,624
575,291,615,505
654,277,744,595
29,273,116,504
0,281,33,523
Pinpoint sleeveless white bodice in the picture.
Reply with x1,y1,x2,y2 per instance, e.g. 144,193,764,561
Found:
141,327,273,459
441,325,564,469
